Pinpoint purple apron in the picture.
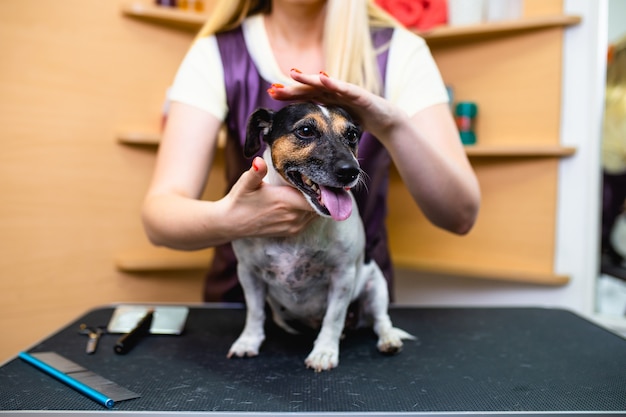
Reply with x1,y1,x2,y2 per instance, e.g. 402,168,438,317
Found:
204,24,395,302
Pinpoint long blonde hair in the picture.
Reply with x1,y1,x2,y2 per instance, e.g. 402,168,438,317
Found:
602,35,626,173
607,35,626,89
605,35,626,124
196,0,399,95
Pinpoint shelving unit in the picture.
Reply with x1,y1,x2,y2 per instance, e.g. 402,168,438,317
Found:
419,14,580,45
465,144,576,158
117,1,580,285
387,2,579,286
115,245,570,285
394,256,570,286
115,246,214,272
121,2,209,30
117,129,228,147
117,130,161,146
117,131,576,158
120,2,580,40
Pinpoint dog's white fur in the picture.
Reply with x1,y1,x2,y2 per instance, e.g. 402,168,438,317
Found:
229,106,413,371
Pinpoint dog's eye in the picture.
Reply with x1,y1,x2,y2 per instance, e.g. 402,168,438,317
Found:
295,125,316,140
345,128,360,145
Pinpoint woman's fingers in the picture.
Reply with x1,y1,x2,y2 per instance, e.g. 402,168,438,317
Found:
269,71,349,101
268,70,396,136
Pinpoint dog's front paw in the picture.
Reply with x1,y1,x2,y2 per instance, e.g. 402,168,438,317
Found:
227,334,265,359
305,346,339,372
377,327,415,355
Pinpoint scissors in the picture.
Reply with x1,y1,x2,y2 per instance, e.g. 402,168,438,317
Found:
78,324,107,354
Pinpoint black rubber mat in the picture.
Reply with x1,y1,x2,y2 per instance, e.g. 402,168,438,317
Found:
1,305,625,414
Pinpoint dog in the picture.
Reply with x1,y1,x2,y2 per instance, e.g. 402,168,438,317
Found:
229,102,414,371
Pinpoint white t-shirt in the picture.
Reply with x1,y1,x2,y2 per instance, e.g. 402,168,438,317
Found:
169,14,449,120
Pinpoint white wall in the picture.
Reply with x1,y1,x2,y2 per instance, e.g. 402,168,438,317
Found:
608,0,626,42
556,0,607,318
395,1,609,325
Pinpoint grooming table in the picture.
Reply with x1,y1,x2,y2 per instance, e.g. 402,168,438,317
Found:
1,305,625,416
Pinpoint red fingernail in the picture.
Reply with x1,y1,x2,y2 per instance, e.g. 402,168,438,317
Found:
291,68,302,73
319,70,329,77
271,83,284,88
267,87,275,95
252,159,260,171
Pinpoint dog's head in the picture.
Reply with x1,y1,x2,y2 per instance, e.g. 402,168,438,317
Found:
245,102,362,221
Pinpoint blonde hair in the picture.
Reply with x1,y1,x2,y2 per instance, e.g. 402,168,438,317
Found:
605,35,626,121
196,0,399,95
602,35,626,173
607,35,626,88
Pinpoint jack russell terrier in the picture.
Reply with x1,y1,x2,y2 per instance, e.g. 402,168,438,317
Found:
229,102,414,371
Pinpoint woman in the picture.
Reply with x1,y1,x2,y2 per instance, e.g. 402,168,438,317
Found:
142,0,481,302
602,35,626,267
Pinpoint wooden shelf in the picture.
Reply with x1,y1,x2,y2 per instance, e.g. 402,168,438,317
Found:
117,131,576,158
115,246,214,272
120,2,580,39
419,15,581,46
117,130,161,146
465,144,576,158
393,256,570,286
115,246,569,286
121,2,208,31
117,129,228,148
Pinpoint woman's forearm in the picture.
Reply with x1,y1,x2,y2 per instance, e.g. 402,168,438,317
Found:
142,193,233,250
381,104,481,235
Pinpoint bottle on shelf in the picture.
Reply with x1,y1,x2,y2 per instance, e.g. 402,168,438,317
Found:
455,101,478,145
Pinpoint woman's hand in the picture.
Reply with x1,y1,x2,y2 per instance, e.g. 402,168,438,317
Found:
222,157,316,239
268,69,401,140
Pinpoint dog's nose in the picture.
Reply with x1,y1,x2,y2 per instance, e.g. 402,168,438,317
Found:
336,161,360,183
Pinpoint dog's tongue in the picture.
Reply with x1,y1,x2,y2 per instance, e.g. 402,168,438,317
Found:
320,186,352,221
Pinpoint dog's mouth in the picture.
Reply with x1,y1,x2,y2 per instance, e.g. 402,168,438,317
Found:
288,172,353,221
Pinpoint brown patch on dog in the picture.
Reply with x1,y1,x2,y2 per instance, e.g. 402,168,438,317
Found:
272,111,337,171
331,117,350,136
271,135,316,175
307,113,331,135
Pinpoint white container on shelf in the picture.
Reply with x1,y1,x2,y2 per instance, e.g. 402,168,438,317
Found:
447,0,485,26
486,0,524,22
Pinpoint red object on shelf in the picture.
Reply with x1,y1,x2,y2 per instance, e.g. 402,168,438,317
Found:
376,0,447,31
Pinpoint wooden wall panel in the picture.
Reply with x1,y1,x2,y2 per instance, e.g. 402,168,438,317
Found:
0,1,208,362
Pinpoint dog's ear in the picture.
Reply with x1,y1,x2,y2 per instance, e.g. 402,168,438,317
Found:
244,108,274,158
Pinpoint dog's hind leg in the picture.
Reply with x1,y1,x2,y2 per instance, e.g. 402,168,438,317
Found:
360,262,415,354
227,265,267,358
